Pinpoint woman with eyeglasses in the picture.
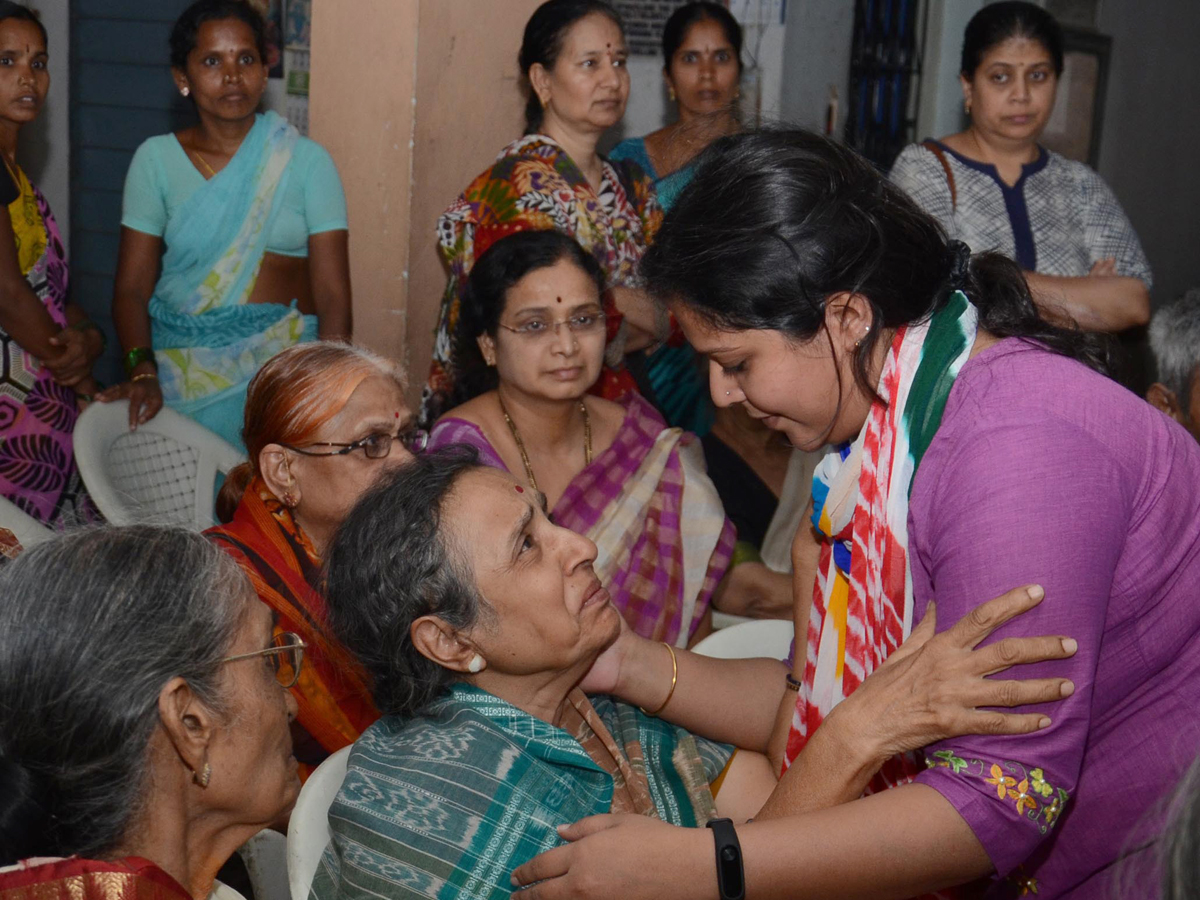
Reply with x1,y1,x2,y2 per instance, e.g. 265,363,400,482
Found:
206,341,424,776
427,230,729,646
0,526,304,899
423,0,667,428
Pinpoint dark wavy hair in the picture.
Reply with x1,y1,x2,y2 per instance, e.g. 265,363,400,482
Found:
640,129,1110,427
450,229,606,407
519,0,623,134
0,2,46,47
961,1,1064,77
662,1,742,74
324,446,493,719
170,0,267,70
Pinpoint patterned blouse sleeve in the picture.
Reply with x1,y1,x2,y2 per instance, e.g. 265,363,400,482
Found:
889,144,956,235
1074,163,1153,289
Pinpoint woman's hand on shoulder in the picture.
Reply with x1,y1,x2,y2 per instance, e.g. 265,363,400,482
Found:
834,584,1077,765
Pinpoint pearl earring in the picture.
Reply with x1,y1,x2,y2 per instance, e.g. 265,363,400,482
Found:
468,654,485,674
181,87,190,97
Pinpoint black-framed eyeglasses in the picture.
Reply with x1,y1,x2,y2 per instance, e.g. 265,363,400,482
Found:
222,631,307,688
284,426,429,460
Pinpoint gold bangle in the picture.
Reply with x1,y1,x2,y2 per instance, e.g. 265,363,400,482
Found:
131,372,159,383
639,641,678,717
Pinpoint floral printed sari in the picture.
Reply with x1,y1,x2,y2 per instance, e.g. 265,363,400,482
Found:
150,112,317,448
0,166,98,525
422,134,662,426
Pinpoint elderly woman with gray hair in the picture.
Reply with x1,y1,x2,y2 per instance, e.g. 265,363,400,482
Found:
312,448,1077,900
0,527,303,900
1147,288,1200,445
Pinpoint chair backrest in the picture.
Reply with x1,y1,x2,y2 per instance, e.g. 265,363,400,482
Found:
237,829,290,900
73,401,244,530
692,618,794,661
0,495,54,549
287,745,352,900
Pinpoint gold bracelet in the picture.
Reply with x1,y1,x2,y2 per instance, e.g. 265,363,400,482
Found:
785,673,803,692
639,641,678,717
131,372,159,383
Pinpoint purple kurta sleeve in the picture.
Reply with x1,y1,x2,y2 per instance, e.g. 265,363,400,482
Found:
907,387,1131,877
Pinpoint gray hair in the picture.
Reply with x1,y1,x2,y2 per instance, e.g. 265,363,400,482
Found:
1161,757,1200,900
0,526,250,865
324,446,491,718
1149,289,1200,415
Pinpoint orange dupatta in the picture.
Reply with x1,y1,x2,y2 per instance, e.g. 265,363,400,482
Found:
206,480,378,767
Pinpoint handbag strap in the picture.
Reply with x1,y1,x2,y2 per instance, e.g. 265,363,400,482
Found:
921,140,957,211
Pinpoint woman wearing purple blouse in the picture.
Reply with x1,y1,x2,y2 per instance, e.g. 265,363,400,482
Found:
510,130,1200,899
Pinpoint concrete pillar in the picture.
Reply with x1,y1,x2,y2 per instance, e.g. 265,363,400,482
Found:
310,0,540,405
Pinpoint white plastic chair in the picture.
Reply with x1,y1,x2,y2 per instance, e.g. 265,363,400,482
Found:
287,745,352,900
0,494,54,548
692,618,794,661
73,400,244,530
237,829,291,900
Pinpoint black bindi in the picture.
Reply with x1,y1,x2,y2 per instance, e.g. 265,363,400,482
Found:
556,296,563,304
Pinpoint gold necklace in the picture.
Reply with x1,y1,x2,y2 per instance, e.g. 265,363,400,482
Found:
497,395,592,493
191,149,218,177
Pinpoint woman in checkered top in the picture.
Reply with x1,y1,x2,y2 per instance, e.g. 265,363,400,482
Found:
890,2,1151,333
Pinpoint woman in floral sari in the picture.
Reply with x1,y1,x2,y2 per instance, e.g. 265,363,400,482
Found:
206,341,426,775
100,0,351,448
0,3,101,526
423,0,665,426
428,231,730,646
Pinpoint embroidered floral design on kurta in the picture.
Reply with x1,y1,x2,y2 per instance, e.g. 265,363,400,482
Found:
925,750,1069,835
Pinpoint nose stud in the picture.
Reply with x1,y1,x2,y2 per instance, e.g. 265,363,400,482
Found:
725,391,731,397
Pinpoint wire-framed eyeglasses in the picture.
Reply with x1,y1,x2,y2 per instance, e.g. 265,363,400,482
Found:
222,631,307,688
283,426,429,460
497,309,607,342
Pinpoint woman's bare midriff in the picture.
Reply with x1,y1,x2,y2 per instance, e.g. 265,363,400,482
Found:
246,251,315,313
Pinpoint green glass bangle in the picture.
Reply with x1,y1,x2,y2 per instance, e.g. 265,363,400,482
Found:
123,346,157,377
728,540,764,570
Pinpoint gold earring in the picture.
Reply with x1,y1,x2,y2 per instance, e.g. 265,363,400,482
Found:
668,87,677,102
282,490,297,508
964,99,972,115
193,762,211,788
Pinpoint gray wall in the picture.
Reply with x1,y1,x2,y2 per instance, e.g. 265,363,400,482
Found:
1096,0,1200,309
24,0,69,244
778,1,854,131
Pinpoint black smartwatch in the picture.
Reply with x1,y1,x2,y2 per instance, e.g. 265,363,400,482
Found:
705,817,745,900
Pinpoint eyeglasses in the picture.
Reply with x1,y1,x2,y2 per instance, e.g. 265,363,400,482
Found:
497,310,607,342
222,631,307,688
284,426,429,459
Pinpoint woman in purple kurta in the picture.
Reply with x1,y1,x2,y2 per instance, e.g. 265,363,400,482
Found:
507,130,1200,900
909,339,1200,896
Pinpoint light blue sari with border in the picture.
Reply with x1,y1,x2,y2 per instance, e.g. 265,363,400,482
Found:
149,111,317,448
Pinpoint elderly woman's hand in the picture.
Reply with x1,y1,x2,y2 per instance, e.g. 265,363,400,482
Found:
833,584,1076,765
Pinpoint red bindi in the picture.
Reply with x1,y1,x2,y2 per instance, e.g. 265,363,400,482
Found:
394,411,400,418
514,485,525,493
556,296,563,304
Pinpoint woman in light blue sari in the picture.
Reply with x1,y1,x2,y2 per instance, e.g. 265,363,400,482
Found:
100,0,351,448
610,2,741,436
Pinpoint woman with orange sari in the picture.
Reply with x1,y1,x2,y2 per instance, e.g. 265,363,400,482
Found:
207,342,425,773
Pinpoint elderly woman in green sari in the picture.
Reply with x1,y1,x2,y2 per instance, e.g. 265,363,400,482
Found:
309,448,1077,900
99,0,351,448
